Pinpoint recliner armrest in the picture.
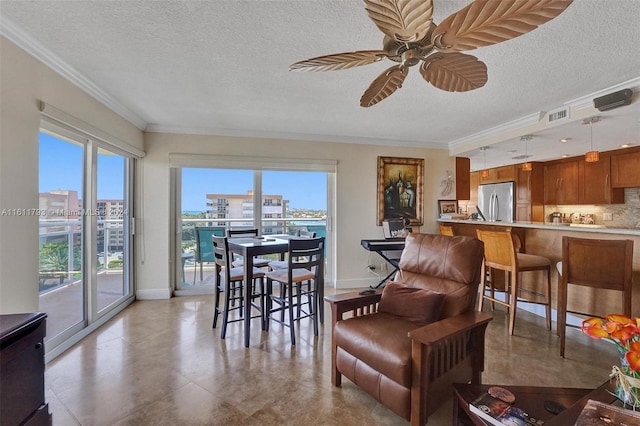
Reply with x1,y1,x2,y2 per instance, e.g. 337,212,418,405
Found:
408,311,493,345
324,290,382,322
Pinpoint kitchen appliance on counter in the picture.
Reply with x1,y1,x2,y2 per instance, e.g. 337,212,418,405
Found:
549,212,562,224
478,181,514,222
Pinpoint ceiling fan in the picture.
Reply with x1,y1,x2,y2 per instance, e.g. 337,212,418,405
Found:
290,0,573,107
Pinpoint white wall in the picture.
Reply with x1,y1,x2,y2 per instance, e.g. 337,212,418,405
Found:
139,133,456,294
0,37,144,313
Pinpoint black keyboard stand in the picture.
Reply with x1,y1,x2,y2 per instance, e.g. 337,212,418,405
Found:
360,239,405,289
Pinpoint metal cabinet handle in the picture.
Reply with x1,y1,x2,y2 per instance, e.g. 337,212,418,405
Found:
35,342,43,350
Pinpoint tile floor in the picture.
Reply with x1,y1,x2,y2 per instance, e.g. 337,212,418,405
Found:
44,291,620,425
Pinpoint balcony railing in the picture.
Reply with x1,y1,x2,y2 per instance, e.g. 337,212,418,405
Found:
180,217,326,253
39,219,125,293
38,217,327,292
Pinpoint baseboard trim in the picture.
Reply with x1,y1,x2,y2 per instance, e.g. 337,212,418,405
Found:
174,286,214,296
136,289,171,299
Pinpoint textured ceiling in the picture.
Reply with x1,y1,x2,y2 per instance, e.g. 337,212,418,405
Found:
1,0,639,170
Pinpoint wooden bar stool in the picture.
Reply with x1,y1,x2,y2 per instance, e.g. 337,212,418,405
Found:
268,229,316,270
439,225,455,236
226,228,271,268
211,236,266,339
557,236,633,357
265,237,324,345
476,228,552,335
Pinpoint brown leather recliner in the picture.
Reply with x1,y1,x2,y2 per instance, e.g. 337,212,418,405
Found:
325,233,491,425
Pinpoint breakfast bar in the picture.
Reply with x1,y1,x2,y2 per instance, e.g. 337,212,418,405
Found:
438,219,640,317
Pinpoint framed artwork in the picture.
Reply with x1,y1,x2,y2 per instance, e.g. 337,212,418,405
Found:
438,199,458,215
377,156,424,226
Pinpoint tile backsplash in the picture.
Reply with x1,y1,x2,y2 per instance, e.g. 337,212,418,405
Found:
544,188,640,229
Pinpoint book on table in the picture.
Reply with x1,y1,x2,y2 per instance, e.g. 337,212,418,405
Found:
469,392,544,426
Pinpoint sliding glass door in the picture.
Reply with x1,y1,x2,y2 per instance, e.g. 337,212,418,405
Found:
38,132,85,340
38,126,134,354
176,167,330,291
96,148,131,312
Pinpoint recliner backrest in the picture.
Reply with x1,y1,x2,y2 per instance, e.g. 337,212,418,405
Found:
395,233,484,318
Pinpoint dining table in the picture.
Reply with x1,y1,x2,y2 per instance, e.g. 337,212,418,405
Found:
227,235,326,347
226,236,290,347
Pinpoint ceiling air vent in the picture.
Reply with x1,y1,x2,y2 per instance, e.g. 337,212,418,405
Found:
546,107,570,124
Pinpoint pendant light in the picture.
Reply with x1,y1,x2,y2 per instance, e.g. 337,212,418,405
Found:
480,147,489,178
521,135,533,171
584,117,600,163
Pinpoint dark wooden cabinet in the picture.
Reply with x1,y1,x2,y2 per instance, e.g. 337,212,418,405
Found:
611,150,640,188
455,157,471,201
579,155,624,204
544,160,579,205
0,313,51,426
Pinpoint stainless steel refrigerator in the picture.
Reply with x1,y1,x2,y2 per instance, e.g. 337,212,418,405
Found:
477,181,515,222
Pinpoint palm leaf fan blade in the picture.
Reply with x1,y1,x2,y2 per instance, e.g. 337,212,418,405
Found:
364,0,434,42
360,66,408,107
420,53,487,92
433,0,573,52
289,51,388,72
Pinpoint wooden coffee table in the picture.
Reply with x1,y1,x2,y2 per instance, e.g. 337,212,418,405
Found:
453,381,617,425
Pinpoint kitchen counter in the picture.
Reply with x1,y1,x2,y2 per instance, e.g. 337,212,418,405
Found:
437,218,640,317
437,218,640,236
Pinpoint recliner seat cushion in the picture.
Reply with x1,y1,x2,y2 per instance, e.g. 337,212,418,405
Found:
378,281,445,325
334,313,418,387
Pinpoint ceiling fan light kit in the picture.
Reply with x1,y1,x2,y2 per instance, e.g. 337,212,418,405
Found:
290,0,574,107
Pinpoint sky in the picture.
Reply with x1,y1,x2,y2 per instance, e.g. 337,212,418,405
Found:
39,133,125,199
40,132,327,211
181,168,327,211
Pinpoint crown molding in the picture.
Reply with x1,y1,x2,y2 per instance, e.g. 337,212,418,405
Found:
448,76,640,154
448,112,541,152
0,17,148,130
145,124,447,150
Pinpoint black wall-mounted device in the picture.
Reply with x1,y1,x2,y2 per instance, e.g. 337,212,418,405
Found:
593,88,633,112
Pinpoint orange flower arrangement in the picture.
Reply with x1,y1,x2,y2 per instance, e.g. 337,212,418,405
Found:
582,314,640,408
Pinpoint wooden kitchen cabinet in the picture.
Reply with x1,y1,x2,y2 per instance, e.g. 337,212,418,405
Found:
611,149,640,187
579,155,624,204
455,157,470,200
469,171,479,207
479,165,515,184
516,162,544,221
544,160,579,205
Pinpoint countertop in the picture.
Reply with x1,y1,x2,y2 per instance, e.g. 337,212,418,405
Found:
437,219,640,236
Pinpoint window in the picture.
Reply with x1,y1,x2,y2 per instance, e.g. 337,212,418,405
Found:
174,162,333,294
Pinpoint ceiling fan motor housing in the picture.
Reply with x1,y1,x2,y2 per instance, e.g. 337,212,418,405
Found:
401,49,422,67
